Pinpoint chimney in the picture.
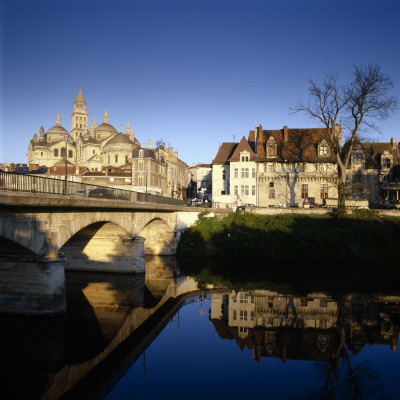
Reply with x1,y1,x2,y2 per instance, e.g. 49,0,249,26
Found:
391,137,397,150
283,126,288,143
334,124,341,147
174,151,178,158
168,147,173,156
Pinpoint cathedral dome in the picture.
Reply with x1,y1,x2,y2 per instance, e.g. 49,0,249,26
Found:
46,125,69,136
104,132,133,146
95,122,118,134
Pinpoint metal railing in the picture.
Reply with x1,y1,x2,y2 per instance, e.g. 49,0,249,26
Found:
0,171,185,206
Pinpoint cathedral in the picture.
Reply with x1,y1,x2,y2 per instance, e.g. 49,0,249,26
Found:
27,88,141,171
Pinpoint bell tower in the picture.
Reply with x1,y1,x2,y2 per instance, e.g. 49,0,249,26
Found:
71,87,88,141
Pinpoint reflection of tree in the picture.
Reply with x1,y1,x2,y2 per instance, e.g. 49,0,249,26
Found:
293,296,382,400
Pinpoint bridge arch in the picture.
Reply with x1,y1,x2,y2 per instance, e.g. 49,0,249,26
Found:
139,218,177,255
60,221,145,273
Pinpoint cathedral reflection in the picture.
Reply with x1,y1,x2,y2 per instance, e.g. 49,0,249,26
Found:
210,291,399,363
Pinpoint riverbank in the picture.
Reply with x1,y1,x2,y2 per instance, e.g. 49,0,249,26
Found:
177,210,400,264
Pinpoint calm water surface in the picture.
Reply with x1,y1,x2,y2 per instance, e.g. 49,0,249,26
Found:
0,257,399,399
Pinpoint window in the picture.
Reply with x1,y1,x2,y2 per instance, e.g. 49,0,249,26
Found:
319,164,328,172
76,116,78,120
297,163,305,172
80,124,82,128
234,185,238,195
240,310,248,321
234,168,238,178
115,155,118,163
240,293,247,303
269,189,275,199
252,168,256,178
241,185,249,196
385,158,391,168
267,164,275,172
320,184,328,199
139,150,143,158
252,185,255,196
222,170,226,180
241,168,249,178
241,155,249,162
93,150,95,154
139,161,143,171
319,139,329,156
138,176,144,186
80,116,82,121
68,150,73,158
126,155,128,163
40,152,43,156
251,311,255,321
320,299,328,308
301,184,308,198
353,189,363,199
301,298,308,307
269,182,274,188
233,310,237,320
239,327,248,333
108,155,110,164
61,148,66,157
76,124,78,128
353,153,364,164
266,136,277,157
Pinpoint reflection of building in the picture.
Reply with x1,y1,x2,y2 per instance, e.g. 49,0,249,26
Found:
211,124,399,208
210,291,400,363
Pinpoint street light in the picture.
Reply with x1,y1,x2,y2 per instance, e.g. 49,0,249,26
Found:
64,134,68,195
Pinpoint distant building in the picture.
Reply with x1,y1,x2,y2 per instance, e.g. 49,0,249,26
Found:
188,163,212,196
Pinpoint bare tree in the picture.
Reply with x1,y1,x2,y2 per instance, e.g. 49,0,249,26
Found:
292,64,398,211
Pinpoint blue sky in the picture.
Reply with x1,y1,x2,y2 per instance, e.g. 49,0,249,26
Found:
1,0,399,165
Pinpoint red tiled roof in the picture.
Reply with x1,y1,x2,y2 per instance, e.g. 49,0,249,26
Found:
212,142,238,165
228,136,256,162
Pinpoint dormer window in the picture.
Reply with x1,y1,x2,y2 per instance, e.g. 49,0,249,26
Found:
318,139,329,157
352,144,365,164
139,150,143,158
266,136,277,157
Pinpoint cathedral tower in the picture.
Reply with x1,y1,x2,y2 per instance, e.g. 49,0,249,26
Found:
71,87,88,141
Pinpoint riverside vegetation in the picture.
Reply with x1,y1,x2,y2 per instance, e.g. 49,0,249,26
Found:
177,210,400,294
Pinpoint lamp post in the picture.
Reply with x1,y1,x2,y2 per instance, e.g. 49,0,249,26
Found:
64,134,68,195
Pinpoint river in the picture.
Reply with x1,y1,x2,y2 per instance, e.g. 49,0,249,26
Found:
0,256,399,399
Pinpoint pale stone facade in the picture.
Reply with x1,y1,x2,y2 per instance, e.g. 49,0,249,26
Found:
212,124,399,208
27,89,140,171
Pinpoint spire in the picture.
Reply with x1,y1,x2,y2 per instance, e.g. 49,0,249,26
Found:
104,109,108,124
129,127,134,142
56,112,61,126
147,138,152,150
121,124,123,133
39,126,45,141
33,133,38,142
126,122,130,134
90,118,96,135
74,87,86,105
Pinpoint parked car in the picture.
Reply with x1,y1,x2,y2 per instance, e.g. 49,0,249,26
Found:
88,188,115,199
303,197,315,208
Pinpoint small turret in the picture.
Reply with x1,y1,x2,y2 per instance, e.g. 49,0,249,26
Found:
147,138,152,149
90,118,97,136
39,126,45,141
104,109,109,124
126,121,130,134
33,133,38,142
56,112,61,126
129,127,134,142
121,124,124,133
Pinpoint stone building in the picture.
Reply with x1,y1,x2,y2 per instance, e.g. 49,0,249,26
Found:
212,123,399,208
27,88,141,172
188,163,212,197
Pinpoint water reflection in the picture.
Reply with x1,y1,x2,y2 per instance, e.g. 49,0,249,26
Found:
210,290,400,399
0,257,399,399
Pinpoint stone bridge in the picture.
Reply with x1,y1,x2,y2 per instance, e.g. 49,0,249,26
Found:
0,191,229,315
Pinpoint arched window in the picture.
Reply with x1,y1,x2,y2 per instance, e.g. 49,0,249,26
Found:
54,149,59,157
318,139,329,156
266,136,277,157
61,148,66,157
68,150,73,158
139,150,144,158
115,155,118,163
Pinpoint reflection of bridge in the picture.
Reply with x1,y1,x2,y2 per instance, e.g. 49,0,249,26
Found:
0,263,215,400
0,191,228,315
